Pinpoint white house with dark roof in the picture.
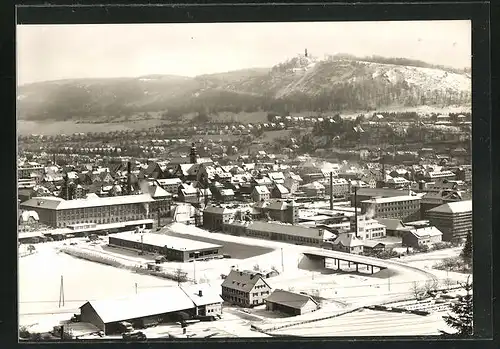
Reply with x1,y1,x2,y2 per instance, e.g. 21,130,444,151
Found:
221,270,272,307
251,185,270,202
402,226,443,248
331,232,364,254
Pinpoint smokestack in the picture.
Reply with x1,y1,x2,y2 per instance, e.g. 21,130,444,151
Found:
353,186,358,237
53,153,56,166
329,172,334,210
127,161,131,195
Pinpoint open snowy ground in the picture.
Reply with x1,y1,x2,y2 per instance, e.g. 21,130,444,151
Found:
271,308,454,337
18,240,177,332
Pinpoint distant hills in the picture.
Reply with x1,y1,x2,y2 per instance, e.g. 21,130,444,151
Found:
17,54,471,122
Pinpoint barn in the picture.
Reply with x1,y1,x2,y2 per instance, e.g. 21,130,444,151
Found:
265,289,319,316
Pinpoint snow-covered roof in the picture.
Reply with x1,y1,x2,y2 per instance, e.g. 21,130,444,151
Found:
333,233,364,247
111,231,222,252
362,195,420,204
20,194,154,210
428,200,472,214
265,289,318,309
180,283,224,307
81,287,196,324
407,226,443,239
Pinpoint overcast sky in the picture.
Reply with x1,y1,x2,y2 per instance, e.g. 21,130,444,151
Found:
17,21,471,85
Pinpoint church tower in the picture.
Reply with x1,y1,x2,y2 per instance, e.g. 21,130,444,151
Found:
189,143,198,164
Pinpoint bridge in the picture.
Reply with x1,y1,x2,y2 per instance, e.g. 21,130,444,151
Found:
303,249,389,275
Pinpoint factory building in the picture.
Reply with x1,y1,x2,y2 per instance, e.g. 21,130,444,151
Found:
108,231,222,262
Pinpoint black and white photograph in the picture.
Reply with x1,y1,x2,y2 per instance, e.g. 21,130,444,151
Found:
17,20,474,340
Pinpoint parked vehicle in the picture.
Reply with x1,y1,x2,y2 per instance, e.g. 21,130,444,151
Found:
122,331,147,341
117,321,134,333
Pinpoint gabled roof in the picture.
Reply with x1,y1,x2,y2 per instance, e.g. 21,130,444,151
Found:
80,287,196,324
247,221,323,239
148,184,172,198
406,226,443,239
274,184,290,195
180,283,224,307
265,289,318,309
253,185,270,195
376,218,407,231
333,233,364,247
221,270,270,292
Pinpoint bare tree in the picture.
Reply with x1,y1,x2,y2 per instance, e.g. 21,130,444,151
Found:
422,279,438,297
443,278,455,290
410,281,424,300
253,264,260,272
174,268,188,285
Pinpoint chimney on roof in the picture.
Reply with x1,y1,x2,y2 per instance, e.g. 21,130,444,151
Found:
198,290,203,297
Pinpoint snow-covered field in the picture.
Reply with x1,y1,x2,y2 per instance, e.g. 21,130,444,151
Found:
271,308,453,337
19,241,177,331
19,224,468,338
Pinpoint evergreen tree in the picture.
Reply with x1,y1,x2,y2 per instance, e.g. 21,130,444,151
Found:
461,230,472,265
442,277,473,337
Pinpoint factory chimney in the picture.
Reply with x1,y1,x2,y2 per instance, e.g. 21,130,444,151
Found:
53,153,56,166
127,161,132,195
329,172,334,210
305,48,308,58
353,186,358,237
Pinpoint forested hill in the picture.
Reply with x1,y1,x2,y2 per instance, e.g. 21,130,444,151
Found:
17,55,471,121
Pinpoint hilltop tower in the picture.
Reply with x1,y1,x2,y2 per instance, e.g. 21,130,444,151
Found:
189,143,198,164
305,48,308,58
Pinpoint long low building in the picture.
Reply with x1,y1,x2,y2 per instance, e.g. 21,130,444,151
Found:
222,220,333,247
108,231,222,262
80,284,224,335
20,194,155,228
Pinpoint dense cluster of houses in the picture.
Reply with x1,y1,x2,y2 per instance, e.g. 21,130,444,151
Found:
18,142,472,251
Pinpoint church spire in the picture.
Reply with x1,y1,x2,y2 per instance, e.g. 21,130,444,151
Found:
190,143,198,164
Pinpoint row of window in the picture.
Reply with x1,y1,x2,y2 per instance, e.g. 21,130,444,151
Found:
252,291,269,297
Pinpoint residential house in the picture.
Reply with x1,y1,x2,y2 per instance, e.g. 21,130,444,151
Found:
180,283,224,317
251,185,270,202
156,178,183,195
203,205,237,231
221,270,272,307
401,226,443,248
331,232,364,254
271,184,290,199
301,181,325,197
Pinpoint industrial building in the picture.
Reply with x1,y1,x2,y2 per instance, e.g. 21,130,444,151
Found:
79,284,223,335
221,220,330,247
425,200,472,242
20,194,155,229
351,188,415,207
265,289,319,316
360,195,421,222
108,231,222,262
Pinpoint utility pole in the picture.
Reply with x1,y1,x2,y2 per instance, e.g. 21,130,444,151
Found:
58,275,65,308
281,248,284,273
135,282,138,295
353,186,358,237
329,172,334,210
140,234,144,255
193,260,197,284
